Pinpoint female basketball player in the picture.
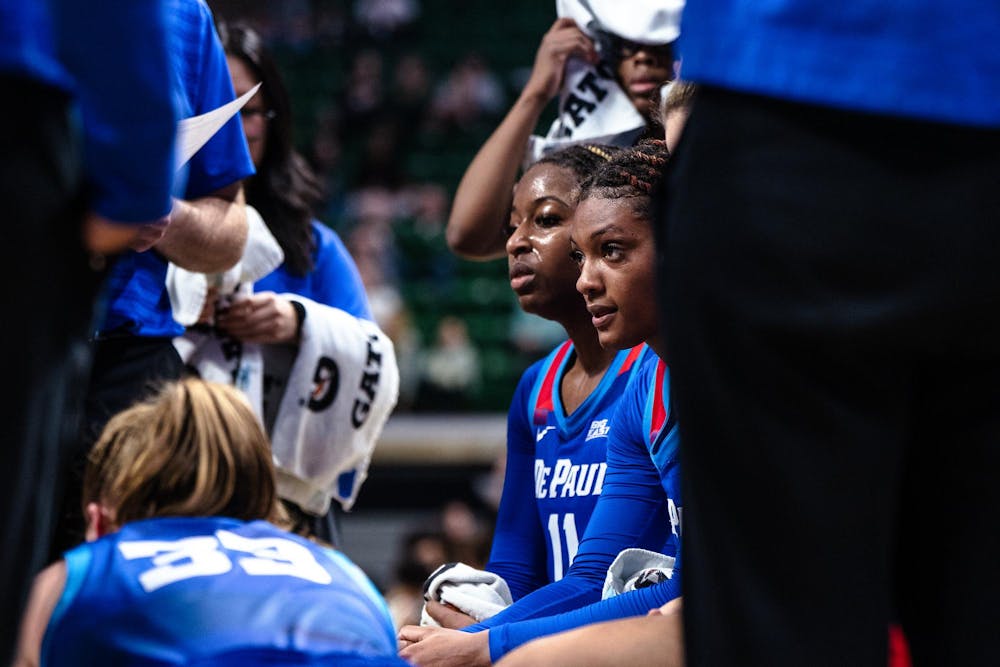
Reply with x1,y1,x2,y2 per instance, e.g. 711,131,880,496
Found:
16,379,407,666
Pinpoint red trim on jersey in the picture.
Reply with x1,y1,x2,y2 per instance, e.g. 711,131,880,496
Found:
617,344,646,375
534,341,573,425
887,625,911,667
649,359,668,444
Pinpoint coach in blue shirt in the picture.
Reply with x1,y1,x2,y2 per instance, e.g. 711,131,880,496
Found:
0,0,179,660
663,3,1000,666
49,0,255,556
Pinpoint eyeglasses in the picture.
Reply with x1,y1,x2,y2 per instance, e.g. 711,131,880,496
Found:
596,31,674,62
240,107,277,121
616,39,674,61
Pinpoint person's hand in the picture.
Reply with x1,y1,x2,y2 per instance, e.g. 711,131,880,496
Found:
398,626,490,667
425,600,477,629
196,286,220,325
82,212,169,255
522,17,598,102
215,292,299,344
127,217,171,252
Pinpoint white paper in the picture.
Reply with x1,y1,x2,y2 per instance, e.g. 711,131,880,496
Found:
175,82,260,171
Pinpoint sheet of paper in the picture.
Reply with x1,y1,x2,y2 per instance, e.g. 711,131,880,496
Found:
175,82,260,171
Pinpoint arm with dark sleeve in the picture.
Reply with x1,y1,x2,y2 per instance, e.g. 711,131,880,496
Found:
465,375,671,640
54,0,178,223
484,367,550,601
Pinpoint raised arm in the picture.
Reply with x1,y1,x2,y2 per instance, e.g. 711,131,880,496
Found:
445,18,596,259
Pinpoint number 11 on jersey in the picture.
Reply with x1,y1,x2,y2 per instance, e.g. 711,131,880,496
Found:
547,512,579,581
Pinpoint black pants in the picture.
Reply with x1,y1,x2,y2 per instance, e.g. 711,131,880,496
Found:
663,87,1000,666
49,335,186,557
0,76,98,661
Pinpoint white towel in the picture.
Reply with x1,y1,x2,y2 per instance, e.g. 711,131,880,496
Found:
602,547,676,600
269,298,399,513
558,0,682,45
166,205,284,327
419,562,513,627
524,0,684,164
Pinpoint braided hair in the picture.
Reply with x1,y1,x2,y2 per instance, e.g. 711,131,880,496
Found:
579,140,670,218
528,143,622,204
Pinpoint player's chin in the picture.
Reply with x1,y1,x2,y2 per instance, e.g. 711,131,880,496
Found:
597,326,643,351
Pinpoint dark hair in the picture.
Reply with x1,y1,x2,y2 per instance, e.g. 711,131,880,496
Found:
534,143,620,183
579,139,670,217
218,21,321,276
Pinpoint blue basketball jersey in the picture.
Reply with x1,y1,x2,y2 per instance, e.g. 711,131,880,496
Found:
469,351,682,661
43,517,406,666
487,341,648,599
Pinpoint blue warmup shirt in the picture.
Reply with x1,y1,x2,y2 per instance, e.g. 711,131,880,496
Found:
0,0,177,222
43,517,408,666
469,353,683,660
488,342,648,599
255,221,374,321
678,1,1000,127
97,0,255,339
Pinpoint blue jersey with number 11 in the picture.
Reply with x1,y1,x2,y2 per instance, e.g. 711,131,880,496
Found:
487,341,648,600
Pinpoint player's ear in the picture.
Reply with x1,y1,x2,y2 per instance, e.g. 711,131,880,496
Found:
85,502,114,541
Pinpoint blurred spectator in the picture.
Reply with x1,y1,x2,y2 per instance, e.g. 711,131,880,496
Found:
430,53,506,131
313,3,349,47
474,452,507,515
355,116,406,189
393,52,433,131
384,529,449,629
353,0,421,42
343,49,386,130
268,0,316,50
416,316,482,411
441,499,493,570
381,303,423,411
307,106,347,220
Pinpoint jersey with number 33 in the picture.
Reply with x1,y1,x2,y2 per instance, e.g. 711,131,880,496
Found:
487,341,648,599
43,517,405,666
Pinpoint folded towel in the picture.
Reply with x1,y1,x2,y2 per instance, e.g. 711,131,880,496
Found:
419,562,513,627
166,205,284,326
602,547,676,600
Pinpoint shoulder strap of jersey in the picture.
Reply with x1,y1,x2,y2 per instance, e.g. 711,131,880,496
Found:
645,358,673,451
527,340,573,426
617,343,649,378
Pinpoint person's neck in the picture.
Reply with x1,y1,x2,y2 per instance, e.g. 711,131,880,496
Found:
648,333,667,361
563,316,617,377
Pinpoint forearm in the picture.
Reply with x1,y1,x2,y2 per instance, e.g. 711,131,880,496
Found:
495,605,684,667
446,90,549,259
158,183,248,272
488,576,682,660
465,569,602,633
